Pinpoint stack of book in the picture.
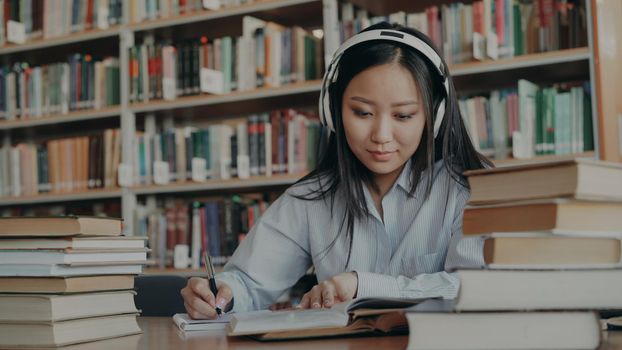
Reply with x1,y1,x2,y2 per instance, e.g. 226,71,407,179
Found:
0,216,146,348
406,158,622,350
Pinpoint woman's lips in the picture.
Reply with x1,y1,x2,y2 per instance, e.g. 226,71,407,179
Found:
368,150,395,161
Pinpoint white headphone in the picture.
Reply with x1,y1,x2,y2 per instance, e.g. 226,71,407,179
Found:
319,29,450,138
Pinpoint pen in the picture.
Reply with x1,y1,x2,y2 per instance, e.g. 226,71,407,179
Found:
204,252,222,315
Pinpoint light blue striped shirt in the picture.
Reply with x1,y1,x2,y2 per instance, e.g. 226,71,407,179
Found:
218,160,483,312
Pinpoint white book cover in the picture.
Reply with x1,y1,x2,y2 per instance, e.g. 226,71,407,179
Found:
0,264,143,277
0,250,148,265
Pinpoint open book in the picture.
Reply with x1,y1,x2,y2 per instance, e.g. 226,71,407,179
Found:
227,297,428,340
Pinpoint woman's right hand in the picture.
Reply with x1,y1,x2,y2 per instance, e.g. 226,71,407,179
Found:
180,277,233,319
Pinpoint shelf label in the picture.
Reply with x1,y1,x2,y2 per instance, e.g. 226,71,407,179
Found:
7,21,26,44
97,7,110,29
237,155,250,179
200,68,224,95
174,245,190,269
117,164,134,187
473,32,485,61
163,78,176,101
486,32,498,60
153,161,170,185
191,157,207,182
203,0,220,10
220,157,232,180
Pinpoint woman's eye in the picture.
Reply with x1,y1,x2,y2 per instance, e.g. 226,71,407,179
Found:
395,113,414,120
353,109,372,117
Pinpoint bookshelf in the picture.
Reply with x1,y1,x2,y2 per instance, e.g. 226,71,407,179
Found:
133,173,304,196
128,80,322,114
0,0,619,272
0,27,123,55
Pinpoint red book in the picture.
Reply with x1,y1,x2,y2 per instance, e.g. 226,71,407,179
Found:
176,202,189,245
86,0,94,30
473,1,484,34
270,110,280,174
165,206,177,250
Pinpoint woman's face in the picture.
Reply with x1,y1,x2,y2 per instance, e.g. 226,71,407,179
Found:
341,63,426,185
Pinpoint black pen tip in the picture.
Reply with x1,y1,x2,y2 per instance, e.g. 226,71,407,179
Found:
216,307,222,315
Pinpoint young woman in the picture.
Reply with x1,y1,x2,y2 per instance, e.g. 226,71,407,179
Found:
181,22,491,319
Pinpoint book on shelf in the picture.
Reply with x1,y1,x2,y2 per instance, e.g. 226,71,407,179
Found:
0,275,135,294
128,18,322,103
0,128,122,197
227,297,427,340
0,56,120,121
134,109,321,186
136,194,273,268
0,215,122,237
405,299,600,350
464,158,622,204
0,248,149,265
0,0,122,46
325,0,587,64
479,232,621,268
458,80,593,161
173,312,232,332
0,236,147,250
0,313,141,348
463,198,622,235
0,290,138,322
451,269,622,311
129,0,254,23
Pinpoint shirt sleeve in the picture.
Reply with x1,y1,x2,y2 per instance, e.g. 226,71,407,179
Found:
216,189,313,312
356,186,482,300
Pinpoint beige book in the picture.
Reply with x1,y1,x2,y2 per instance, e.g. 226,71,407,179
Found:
0,275,135,294
0,291,138,322
464,158,622,204
481,233,621,268
0,314,141,348
0,216,122,237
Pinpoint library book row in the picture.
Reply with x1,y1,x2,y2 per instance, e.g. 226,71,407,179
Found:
460,79,593,160
328,0,588,64
128,0,255,24
0,0,123,46
0,55,120,120
129,15,323,103
0,108,321,197
136,193,275,269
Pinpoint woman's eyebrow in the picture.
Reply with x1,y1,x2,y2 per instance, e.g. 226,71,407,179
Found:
350,96,419,107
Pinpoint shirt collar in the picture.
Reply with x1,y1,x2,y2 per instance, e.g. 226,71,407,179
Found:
395,159,413,193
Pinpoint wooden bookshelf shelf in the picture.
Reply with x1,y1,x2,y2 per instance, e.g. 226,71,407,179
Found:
450,47,590,76
0,27,122,55
132,173,305,196
0,107,121,131
492,152,596,168
128,80,322,114
0,188,123,206
128,0,321,32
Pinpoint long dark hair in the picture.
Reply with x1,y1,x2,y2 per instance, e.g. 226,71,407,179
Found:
295,22,492,267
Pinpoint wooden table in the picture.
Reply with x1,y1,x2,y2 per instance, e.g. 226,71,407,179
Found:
55,317,622,350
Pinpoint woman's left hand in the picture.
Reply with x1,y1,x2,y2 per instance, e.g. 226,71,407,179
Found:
297,272,358,309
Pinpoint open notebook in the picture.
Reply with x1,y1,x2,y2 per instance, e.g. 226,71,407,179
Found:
227,297,429,340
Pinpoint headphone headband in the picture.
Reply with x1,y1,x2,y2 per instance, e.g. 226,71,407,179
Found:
319,29,449,138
